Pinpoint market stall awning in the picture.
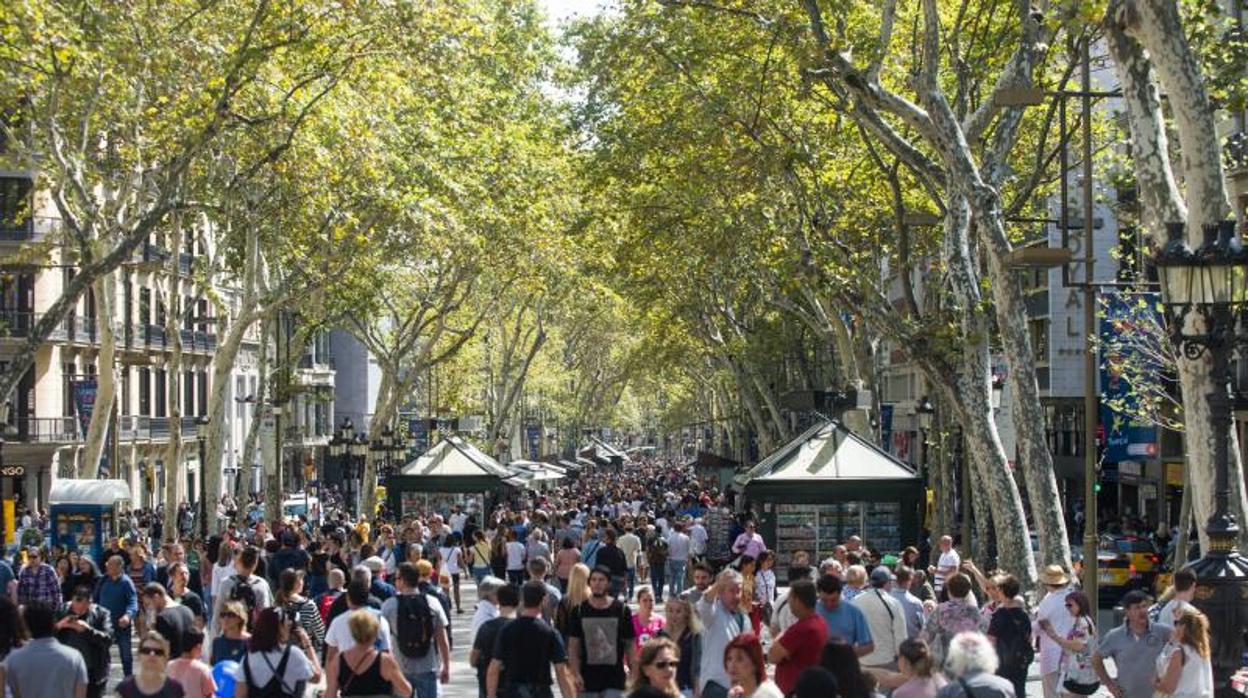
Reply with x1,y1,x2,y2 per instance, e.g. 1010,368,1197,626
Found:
578,437,629,464
50,479,132,506
399,435,511,479
557,459,582,472
507,459,566,482
736,419,920,489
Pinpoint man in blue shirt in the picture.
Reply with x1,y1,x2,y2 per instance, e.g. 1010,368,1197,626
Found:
815,574,874,657
93,555,138,677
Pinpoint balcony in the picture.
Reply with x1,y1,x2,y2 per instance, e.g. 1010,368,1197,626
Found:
0,216,59,243
294,354,335,388
7,416,81,443
180,328,218,353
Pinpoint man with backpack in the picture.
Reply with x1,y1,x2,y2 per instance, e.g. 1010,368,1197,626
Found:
211,545,272,637
381,561,450,698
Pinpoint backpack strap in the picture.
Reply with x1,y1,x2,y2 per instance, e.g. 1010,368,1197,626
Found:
957,677,975,697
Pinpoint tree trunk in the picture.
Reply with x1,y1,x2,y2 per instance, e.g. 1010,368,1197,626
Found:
80,266,120,478
1118,0,1248,551
360,368,400,519
163,222,185,543
941,197,1038,585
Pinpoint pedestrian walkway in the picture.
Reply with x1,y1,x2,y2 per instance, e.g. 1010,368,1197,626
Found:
102,578,1108,697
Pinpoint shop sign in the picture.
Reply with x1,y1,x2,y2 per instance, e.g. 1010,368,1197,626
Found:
1165,461,1184,487
1119,461,1142,478
0,465,23,478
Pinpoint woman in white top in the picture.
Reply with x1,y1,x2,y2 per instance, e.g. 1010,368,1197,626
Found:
438,532,464,614
210,539,236,607
504,529,527,585
233,607,322,698
1154,608,1214,698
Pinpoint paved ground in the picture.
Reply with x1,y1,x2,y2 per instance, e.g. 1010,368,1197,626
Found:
103,579,1118,697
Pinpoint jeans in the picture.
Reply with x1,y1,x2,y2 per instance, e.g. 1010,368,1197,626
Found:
650,563,667,601
507,569,525,585
471,566,490,584
667,559,687,598
115,624,133,677
626,568,636,599
408,670,439,698
610,575,627,600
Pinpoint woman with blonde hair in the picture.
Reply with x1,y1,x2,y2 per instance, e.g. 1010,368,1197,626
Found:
555,562,591,640
324,610,411,698
1154,608,1213,698
628,637,682,698
659,595,701,698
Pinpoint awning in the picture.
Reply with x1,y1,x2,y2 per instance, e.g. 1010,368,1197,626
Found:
50,479,132,506
736,419,920,489
399,435,510,479
506,459,566,482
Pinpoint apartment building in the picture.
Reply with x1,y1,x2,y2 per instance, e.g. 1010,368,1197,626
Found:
0,173,336,513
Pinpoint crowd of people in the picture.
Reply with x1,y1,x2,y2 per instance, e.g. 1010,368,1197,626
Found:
0,456,1219,698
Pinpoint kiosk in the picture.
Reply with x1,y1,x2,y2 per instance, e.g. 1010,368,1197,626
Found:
49,479,132,563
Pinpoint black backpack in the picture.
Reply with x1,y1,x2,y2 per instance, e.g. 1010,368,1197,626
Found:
242,645,303,698
396,593,436,658
229,574,259,619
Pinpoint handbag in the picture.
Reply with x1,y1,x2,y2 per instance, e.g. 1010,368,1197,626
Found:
1060,618,1100,695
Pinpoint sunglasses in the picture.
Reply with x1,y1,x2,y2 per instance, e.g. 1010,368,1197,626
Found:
651,660,680,670
139,647,166,657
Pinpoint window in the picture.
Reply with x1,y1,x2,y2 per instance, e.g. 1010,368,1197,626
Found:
139,368,151,416
0,177,32,229
62,362,76,417
155,369,167,417
197,371,208,417
121,368,131,416
1029,318,1050,363
139,287,151,326
183,369,194,416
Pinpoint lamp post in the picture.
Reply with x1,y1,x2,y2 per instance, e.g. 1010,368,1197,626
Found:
915,396,935,479
195,416,210,538
1154,219,1248,694
350,435,367,517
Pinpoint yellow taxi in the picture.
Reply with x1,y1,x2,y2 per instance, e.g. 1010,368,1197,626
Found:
1096,547,1143,605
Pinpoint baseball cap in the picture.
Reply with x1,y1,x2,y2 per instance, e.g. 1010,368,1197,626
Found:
869,566,895,585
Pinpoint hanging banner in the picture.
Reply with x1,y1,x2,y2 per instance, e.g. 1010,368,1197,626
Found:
71,377,98,439
409,418,429,454
526,424,541,460
1099,293,1161,463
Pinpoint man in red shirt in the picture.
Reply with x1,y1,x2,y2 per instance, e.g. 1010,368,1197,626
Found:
768,578,828,695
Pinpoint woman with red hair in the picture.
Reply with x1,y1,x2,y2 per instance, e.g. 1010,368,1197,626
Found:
723,633,783,698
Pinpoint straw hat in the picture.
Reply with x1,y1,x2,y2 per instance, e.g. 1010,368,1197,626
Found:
1040,564,1070,586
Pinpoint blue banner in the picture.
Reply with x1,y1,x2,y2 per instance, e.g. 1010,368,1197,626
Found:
526,425,541,460
1099,293,1160,463
71,377,97,440
879,404,894,456
409,418,429,455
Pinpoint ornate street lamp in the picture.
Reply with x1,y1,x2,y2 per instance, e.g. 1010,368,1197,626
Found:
915,396,935,481
1154,219,1248,694
349,435,368,516
195,416,210,538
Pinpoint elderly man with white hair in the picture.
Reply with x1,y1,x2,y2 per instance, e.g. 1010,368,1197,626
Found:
935,631,1017,697
470,576,506,642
